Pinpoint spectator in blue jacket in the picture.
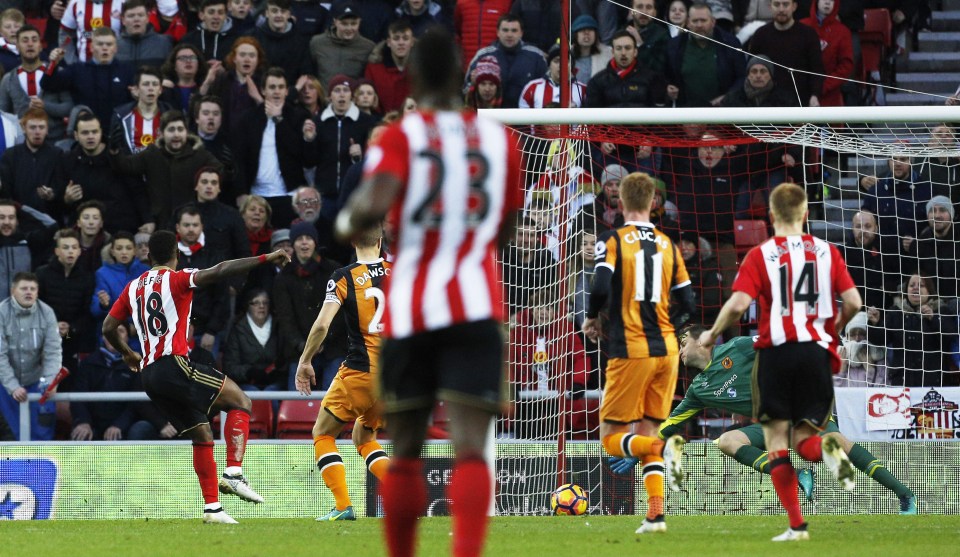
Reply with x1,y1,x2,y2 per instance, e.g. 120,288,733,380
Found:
860,150,933,251
90,232,149,320
464,14,546,109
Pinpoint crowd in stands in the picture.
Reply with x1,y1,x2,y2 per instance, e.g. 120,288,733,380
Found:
0,0,947,442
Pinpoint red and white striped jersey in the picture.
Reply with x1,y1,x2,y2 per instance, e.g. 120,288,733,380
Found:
362,109,523,339
61,0,125,62
518,77,586,109
16,67,46,97
108,267,198,368
733,234,856,362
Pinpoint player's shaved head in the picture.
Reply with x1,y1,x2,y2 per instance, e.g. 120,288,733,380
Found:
408,26,462,105
353,225,382,249
618,172,656,213
769,182,807,225
149,230,178,266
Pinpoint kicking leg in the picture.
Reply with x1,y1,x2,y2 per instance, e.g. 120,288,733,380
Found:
210,378,263,504
827,431,914,512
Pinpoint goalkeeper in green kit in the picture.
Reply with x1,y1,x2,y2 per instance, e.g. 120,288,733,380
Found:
609,324,917,514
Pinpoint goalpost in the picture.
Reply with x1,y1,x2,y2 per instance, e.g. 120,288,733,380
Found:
484,106,960,516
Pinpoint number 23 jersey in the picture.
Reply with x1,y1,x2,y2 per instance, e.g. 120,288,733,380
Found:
325,258,392,373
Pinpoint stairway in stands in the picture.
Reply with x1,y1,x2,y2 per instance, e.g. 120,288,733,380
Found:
888,0,960,106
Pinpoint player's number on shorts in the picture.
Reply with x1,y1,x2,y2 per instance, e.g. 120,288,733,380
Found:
634,251,663,303
137,292,168,337
412,149,490,227
365,287,386,334
778,261,819,316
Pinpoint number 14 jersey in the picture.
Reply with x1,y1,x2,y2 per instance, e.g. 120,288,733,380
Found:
325,258,392,373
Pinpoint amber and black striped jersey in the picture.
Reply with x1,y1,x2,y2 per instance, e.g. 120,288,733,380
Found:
324,258,392,372
588,221,691,358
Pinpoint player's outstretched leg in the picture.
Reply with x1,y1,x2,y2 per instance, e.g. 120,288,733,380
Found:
719,428,813,500
828,433,914,513
213,379,264,504
662,435,685,492
797,469,816,502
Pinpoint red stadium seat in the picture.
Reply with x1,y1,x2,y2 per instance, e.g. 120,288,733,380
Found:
734,220,769,254
860,9,893,80
275,400,321,439
427,401,449,439
210,399,274,439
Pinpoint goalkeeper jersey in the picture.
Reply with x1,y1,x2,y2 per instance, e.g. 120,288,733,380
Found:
659,336,757,439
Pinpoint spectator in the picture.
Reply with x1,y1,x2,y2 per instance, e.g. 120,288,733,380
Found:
453,0,512,72
703,0,736,32
60,0,123,64
625,0,669,73
240,194,274,256
148,0,189,42
227,0,256,34
464,14,547,109
665,2,745,107
0,107,64,219
721,54,798,107
0,272,61,440
73,200,110,273
353,79,380,117
465,55,503,110
584,30,668,108
306,73,375,222
111,110,223,230
289,0,327,37
860,150,932,247
0,199,56,294
295,74,326,120
109,66,172,155
290,186,336,253
222,288,284,392
90,232,148,320
842,210,902,310
272,221,345,390
35,228,96,373
913,196,958,299
527,139,597,219
836,311,887,387
242,226,290,297
159,43,208,114
501,217,557,317
0,8,23,73
571,14,612,82
42,27,136,127
677,231,722,325
590,164,627,230
0,107,22,155
233,67,312,228
396,0,454,37
198,37,266,134
799,0,853,107
508,0,567,53
747,0,824,106
309,2,376,87
117,0,173,69
333,0,394,44
569,226,599,335
867,274,958,387
0,25,74,141
919,124,960,206
174,205,231,352
191,95,235,198
62,112,146,233
363,19,413,114
519,43,587,109
134,231,150,263
245,0,312,83
184,166,249,261
181,0,239,62
666,0,689,37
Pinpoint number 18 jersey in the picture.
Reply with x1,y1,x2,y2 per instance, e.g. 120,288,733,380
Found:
363,110,523,339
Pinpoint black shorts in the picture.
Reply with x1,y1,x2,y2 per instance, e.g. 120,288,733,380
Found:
379,319,504,413
141,355,225,434
753,343,834,429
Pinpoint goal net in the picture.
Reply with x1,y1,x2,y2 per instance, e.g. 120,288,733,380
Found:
490,106,960,516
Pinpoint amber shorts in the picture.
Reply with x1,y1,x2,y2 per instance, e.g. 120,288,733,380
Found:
600,354,679,423
322,364,384,431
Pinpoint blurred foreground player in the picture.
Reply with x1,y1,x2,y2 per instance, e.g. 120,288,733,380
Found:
334,27,523,557
698,183,862,541
102,230,290,523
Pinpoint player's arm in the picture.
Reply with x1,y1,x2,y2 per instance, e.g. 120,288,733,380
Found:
582,265,613,342
295,301,341,395
336,173,401,243
102,315,142,372
700,291,753,347
193,250,290,287
835,287,863,335
658,393,704,440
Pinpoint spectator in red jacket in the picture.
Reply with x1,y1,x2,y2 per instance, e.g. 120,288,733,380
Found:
799,0,853,106
363,19,413,113
453,0,512,71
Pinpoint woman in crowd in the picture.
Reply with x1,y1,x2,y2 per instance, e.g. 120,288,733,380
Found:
200,37,268,133
222,289,285,396
160,43,208,113
74,201,111,273
295,74,326,120
241,194,274,256
464,55,502,110
354,79,381,119
666,0,690,37
571,15,611,82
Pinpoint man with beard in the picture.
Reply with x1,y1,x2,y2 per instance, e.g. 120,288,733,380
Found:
0,199,56,295
747,0,823,106
174,205,231,352
841,210,903,310
912,196,959,299
860,151,932,251
0,25,74,141
0,107,64,220
624,0,669,73
591,164,626,230
584,30,668,109
290,185,346,262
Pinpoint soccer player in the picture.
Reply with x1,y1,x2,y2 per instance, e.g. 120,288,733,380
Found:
698,182,862,541
581,172,696,534
101,230,290,524
295,226,391,522
610,325,917,514
334,27,522,557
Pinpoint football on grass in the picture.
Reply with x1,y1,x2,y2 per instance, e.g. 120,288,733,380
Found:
550,483,588,515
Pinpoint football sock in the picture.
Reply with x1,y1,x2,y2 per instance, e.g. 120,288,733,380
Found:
769,450,805,529
848,444,914,498
795,435,823,463
358,440,390,480
382,458,426,557
225,409,250,469
192,441,219,505
449,457,491,557
314,435,350,510
733,445,770,473
602,433,664,458
642,455,665,520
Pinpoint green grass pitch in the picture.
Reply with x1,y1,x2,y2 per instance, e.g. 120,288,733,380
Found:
3,515,957,557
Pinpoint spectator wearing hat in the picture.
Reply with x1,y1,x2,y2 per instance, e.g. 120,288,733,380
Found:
334,0,395,43
272,220,346,390
395,0,454,37
721,54,796,107
799,0,853,107
244,0,312,84
305,72,375,222
309,1,376,87
571,14,612,81
746,0,824,106
465,55,503,109
911,196,959,299
464,14,546,109
591,163,627,229
363,19,414,113
665,2,746,107
624,0,669,73
519,43,587,109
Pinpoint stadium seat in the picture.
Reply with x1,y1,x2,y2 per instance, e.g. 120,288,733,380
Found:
210,400,274,439
275,400,321,439
427,401,449,439
734,220,769,254
860,9,893,81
